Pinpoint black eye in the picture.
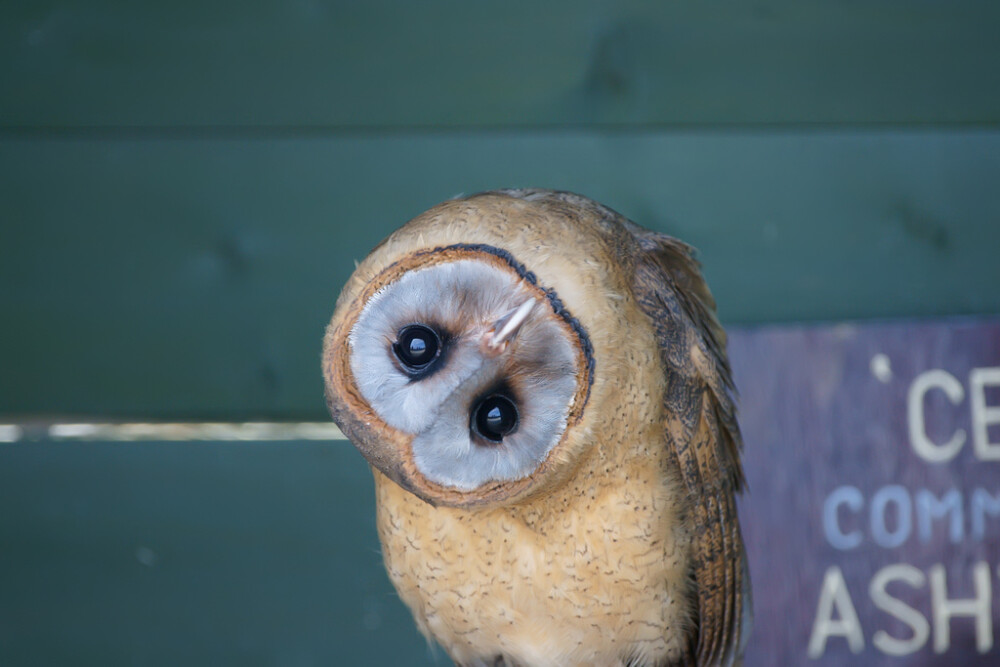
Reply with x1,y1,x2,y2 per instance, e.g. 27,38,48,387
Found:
393,324,440,372
472,395,519,443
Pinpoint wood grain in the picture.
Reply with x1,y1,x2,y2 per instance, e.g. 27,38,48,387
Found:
3,0,998,129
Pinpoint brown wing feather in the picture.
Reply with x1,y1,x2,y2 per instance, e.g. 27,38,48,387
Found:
630,228,751,666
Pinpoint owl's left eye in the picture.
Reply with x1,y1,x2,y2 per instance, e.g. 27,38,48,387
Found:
471,394,519,443
393,324,441,375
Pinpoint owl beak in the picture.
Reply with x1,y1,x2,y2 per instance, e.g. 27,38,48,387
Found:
482,299,535,356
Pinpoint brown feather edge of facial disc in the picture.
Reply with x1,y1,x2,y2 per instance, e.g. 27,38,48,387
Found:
324,243,595,509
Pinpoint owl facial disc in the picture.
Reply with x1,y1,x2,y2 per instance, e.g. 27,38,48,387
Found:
348,256,580,491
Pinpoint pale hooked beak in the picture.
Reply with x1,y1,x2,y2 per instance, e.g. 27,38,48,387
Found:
482,299,536,356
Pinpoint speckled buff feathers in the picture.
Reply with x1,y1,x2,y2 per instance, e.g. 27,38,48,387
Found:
322,189,750,666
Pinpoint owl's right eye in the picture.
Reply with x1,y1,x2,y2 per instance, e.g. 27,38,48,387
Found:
393,324,441,374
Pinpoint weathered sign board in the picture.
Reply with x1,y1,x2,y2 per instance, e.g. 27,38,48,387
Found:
732,318,1000,665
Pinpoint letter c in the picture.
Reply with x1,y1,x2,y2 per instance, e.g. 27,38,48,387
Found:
824,486,864,550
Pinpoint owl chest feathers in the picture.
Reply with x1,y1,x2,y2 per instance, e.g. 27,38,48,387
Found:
374,434,694,667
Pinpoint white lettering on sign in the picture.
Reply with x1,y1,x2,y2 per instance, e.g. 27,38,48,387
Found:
929,562,993,653
869,564,929,656
823,486,864,550
916,489,964,544
809,562,998,658
970,368,1000,460
822,486,997,549
808,566,865,658
870,486,912,549
908,369,966,462
809,355,1000,661
908,367,1000,463
972,489,1000,541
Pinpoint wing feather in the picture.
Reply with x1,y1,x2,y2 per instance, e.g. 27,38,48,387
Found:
630,228,751,666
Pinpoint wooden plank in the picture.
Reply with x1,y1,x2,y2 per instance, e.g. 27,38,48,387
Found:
3,0,999,129
2,129,999,419
0,440,440,666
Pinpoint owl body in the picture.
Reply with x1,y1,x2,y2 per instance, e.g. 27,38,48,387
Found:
324,191,749,666
375,458,690,666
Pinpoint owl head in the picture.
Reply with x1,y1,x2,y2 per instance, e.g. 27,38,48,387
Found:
322,190,662,508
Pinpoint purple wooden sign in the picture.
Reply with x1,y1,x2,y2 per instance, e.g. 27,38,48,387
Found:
730,318,1000,665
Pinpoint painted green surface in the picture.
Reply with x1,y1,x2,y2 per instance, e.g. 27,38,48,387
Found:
3,0,999,129
0,440,443,666
3,2,1000,665
3,130,999,419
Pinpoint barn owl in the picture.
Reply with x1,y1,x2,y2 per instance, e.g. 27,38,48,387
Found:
322,189,751,666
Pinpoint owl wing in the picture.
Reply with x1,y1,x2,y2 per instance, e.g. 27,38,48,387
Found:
629,227,751,666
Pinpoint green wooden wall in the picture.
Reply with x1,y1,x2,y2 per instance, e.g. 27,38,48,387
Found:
2,1,999,665
4,1,1000,129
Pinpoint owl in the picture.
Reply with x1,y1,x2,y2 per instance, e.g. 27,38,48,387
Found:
323,189,750,666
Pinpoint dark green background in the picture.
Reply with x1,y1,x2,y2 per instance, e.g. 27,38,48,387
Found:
2,1,999,665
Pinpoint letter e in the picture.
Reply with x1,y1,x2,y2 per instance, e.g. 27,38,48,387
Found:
970,367,1000,460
